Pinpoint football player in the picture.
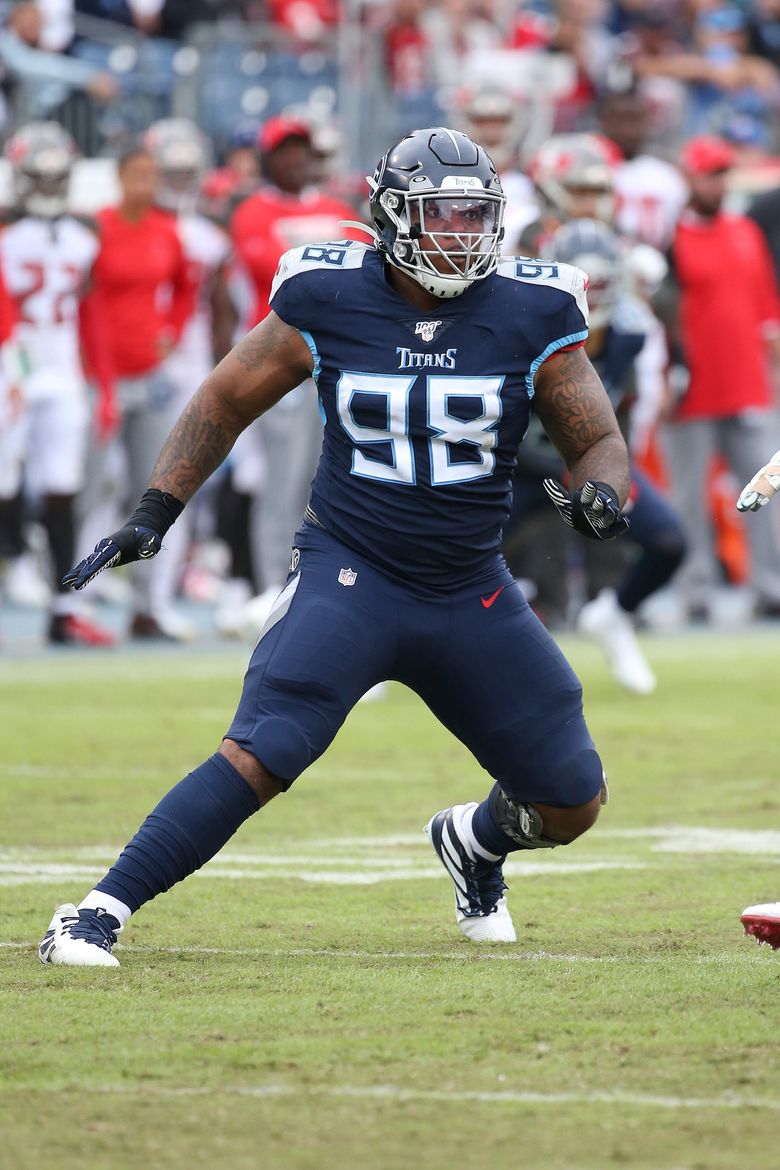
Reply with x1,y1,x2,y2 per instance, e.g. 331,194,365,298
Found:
1,121,116,646
225,115,366,633
509,219,686,694
142,118,237,637
40,127,630,965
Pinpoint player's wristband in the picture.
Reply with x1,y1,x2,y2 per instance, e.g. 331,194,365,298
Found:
127,489,185,540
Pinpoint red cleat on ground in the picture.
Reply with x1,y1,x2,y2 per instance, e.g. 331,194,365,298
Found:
741,904,780,949
48,613,116,647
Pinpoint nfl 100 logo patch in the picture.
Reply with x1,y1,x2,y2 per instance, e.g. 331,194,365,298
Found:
415,320,442,344
338,567,357,587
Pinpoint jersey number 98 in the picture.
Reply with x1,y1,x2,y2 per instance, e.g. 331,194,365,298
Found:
336,372,504,486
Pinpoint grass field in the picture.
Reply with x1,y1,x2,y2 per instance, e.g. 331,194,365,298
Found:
3,630,780,1170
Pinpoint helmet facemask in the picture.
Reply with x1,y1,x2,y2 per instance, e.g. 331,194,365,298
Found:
371,177,505,298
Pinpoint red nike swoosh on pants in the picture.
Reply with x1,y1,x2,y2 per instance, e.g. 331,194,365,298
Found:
480,587,504,609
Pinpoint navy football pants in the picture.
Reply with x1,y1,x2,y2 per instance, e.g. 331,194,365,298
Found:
226,526,604,807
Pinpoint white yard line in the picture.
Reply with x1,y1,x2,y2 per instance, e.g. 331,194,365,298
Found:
85,1082,780,1112
0,858,646,887
0,940,763,965
0,823,776,891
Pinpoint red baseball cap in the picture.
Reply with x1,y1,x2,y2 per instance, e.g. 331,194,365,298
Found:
258,115,312,153
678,136,735,175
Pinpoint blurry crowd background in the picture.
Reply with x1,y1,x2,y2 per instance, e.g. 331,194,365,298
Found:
2,0,780,697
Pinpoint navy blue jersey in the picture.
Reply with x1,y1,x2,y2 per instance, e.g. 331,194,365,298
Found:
270,241,588,589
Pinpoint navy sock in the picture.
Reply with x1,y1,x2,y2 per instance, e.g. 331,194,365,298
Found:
95,753,260,913
471,785,523,856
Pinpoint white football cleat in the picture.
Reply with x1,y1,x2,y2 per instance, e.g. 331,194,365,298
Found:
425,803,516,943
150,606,198,642
578,588,656,695
213,577,253,638
741,902,780,949
38,903,121,967
5,553,51,608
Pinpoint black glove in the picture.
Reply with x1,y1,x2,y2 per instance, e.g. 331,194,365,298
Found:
62,489,184,591
543,479,629,541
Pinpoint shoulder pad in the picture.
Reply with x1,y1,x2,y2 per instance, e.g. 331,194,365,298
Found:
497,255,589,321
271,240,371,300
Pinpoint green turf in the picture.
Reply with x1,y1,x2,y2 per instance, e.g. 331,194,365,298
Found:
2,631,780,1169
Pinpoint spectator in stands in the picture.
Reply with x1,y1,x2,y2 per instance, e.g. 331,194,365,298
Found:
75,0,218,35
633,5,780,137
36,0,75,52
83,144,196,640
420,0,501,89
0,1,117,122
503,0,618,132
383,0,430,96
747,0,780,70
268,0,337,45
660,135,780,619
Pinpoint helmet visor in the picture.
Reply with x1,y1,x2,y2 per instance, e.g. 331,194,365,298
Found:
407,191,504,281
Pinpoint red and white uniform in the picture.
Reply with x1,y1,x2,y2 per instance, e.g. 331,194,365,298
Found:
1,215,98,494
612,153,688,251
231,186,361,326
0,261,20,500
164,212,231,408
229,186,364,589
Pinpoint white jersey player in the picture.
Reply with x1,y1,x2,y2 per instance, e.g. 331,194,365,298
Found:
1,122,114,646
612,153,688,252
143,118,236,633
597,87,688,252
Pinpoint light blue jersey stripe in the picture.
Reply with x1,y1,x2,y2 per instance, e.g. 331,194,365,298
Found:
300,329,321,381
525,330,588,400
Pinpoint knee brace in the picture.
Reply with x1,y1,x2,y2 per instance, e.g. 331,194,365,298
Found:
488,772,609,849
488,785,561,849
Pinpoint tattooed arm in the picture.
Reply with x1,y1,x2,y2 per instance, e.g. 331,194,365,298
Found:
532,345,630,506
150,311,314,502
60,312,315,591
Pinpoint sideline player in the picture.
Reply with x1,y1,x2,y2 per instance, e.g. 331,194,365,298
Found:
142,118,236,636
736,451,780,947
227,115,364,627
508,219,686,693
38,127,629,966
1,122,116,646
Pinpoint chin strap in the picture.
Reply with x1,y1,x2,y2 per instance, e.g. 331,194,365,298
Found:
338,219,378,242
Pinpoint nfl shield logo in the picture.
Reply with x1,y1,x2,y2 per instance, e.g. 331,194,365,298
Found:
338,567,357,587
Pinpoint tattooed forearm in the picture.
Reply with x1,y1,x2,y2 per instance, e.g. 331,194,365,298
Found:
149,386,244,503
533,346,630,503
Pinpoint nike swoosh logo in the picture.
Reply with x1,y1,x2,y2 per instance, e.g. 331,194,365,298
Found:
481,587,504,609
